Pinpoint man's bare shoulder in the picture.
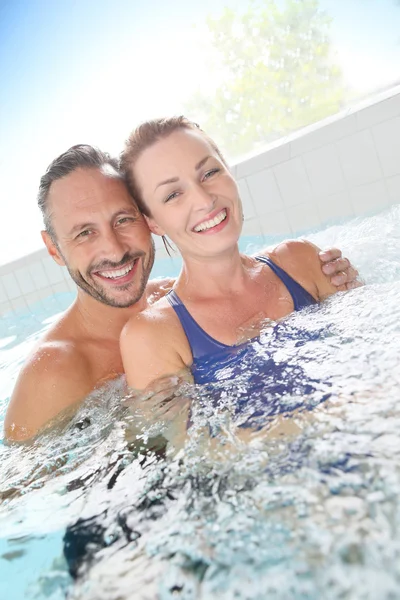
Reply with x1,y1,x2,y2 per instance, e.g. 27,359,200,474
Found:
4,319,93,443
146,277,175,305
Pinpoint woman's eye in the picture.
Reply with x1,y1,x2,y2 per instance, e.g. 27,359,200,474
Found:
203,168,220,181
165,191,180,203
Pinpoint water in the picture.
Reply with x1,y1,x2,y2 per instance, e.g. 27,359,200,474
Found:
0,205,399,600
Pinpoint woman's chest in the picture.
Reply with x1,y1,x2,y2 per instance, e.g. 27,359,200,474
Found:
186,278,295,346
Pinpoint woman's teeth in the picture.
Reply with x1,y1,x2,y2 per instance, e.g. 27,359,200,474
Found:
194,209,227,232
98,262,135,279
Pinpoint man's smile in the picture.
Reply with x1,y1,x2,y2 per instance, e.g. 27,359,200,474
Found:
92,258,139,284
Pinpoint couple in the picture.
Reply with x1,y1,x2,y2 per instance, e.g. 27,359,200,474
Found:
4,117,360,442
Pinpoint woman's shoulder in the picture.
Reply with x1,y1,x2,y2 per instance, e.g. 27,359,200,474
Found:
122,296,174,341
255,239,339,301
257,239,320,266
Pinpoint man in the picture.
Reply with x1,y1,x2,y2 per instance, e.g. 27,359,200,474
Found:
4,145,359,442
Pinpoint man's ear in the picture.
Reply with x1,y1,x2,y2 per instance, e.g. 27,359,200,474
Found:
144,215,165,237
41,231,65,266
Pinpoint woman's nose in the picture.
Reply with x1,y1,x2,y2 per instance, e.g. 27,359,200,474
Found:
191,184,216,211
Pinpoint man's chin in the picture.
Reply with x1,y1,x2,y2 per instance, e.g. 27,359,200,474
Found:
74,277,144,309
92,286,144,309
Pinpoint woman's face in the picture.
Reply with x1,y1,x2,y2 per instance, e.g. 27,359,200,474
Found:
132,129,243,260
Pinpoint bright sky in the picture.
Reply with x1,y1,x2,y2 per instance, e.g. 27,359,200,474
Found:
1,0,399,264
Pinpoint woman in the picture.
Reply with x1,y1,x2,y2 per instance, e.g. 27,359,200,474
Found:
119,117,345,400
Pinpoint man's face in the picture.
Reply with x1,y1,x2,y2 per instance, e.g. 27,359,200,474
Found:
45,166,155,308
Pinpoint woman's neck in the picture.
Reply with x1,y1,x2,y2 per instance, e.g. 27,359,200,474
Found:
176,246,256,300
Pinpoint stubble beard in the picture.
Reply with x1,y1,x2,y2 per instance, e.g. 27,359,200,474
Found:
65,240,155,308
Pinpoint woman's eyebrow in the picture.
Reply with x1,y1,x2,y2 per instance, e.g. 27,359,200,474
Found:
154,156,212,191
154,176,179,191
195,155,211,170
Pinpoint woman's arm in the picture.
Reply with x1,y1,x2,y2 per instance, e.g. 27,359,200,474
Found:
120,310,188,390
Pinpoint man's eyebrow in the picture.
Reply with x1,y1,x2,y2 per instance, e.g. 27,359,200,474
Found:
67,209,138,236
154,156,212,191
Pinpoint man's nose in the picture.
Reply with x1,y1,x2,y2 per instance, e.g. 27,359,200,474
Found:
102,229,128,261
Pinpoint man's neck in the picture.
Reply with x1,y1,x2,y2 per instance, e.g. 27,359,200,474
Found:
71,289,148,341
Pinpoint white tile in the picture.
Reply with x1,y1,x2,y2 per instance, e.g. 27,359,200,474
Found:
303,144,346,197
2,272,22,300
28,261,51,290
11,297,29,313
356,94,400,130
234,139,291,179
316,191,355,224
0,279,8,304
52,281,74,295
14,267,36,295
23,291,42,308
0,301,13,317
259,210,292,237
37,287,57,301
349,180,389,216
290,114,357,157
245,168,284,216
237,178,256,219
372,116,400,178
273,157,313,208
42,257,66,285
386,174,400,206
286,202,322,234
65,278,77,293
336,129,383,187
241,217,263,237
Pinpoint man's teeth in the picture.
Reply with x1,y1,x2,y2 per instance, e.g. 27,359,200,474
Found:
194,209,227,232
98,262,135,279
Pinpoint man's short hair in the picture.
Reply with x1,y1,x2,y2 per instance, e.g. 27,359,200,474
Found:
38,144,120,240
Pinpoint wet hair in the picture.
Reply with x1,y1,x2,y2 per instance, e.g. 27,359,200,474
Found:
120,116,226,217
38,144,120,241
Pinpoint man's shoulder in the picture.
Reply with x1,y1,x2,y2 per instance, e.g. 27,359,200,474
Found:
4,335,92,442
22,337,90,376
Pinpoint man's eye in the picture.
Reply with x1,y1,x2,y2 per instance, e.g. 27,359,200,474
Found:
76,229,92,239
203,168,220,181
116,216,134,225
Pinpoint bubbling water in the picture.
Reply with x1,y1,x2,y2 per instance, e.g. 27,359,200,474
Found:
0,205,399,600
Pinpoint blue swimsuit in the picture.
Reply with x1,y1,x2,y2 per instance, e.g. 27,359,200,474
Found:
166,257,328,427
167,256,316,384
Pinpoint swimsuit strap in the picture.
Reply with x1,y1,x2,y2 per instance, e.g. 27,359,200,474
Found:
166,256,316,360
255,255,316,310
166,290,230,360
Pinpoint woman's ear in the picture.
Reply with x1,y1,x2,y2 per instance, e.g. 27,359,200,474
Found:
144,215,165,237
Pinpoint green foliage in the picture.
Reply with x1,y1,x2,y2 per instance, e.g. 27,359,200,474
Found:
185,0,346,159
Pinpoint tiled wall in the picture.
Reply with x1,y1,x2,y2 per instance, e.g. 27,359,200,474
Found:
0,248,76,317
1,84,400,317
